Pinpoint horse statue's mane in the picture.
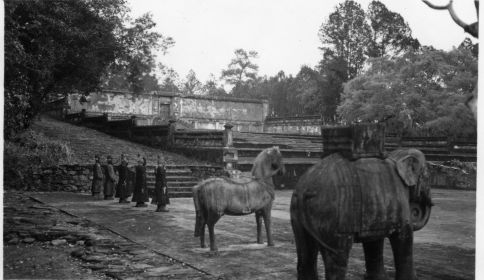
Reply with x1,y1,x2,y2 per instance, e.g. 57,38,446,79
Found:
251,146,282,180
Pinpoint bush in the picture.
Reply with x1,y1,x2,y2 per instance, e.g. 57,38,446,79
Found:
4,130,72,189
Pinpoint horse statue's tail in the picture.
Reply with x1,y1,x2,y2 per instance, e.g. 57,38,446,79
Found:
192,184,203,237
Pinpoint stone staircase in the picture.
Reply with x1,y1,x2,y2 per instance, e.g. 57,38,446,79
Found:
233,132,322,168
232,132,323,188
145,166,200,198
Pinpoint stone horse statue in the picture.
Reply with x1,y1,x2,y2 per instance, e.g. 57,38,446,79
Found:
193,146,285,251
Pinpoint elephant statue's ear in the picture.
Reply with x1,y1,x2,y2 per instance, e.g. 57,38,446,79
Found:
395,155,421,187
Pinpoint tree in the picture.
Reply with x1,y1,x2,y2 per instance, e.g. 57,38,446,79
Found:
458,37,478,57
294,66,324,116
337,47,477,137
319,0,371,80
4,0,125,138
422,0,479,120
221,49,259,88
181,70,202,95
422,0,478,38
103,13,174,94
203,74,227,96
367,1,420,57
158,66,180,92
315,0,419,120
4,0,174,137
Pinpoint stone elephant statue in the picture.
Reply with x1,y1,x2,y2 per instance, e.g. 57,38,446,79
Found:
290,148,432,280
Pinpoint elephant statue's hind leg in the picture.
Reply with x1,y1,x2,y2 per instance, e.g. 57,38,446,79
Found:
389,225,417,280
293,226,319,280
363,240,389,280
320,236,353,280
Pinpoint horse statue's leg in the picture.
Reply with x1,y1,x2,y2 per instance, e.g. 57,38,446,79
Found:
262,205,274,247
256,211,263,244
200,222,206,248
207,212,221,251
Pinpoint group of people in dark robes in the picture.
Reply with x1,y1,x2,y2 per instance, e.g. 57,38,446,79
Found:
91,154,170,212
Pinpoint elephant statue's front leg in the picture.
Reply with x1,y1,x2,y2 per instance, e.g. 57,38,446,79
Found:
363,239,389,280
389,225,418,280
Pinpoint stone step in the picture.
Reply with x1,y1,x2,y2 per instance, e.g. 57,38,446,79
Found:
237,156,321,164
234,142,293,149
169,186,197,192
166,169,192,175
166,176,199,182
167,181,199,187
236,148,322,158
169,191,193,198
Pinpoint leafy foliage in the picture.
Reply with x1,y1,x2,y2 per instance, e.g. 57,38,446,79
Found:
203,74,228,96
158,66,181,92
103,13,175,94
338,47,477,137
4,130,72,189
299,0,420,120
366,1,420,57
4,0,172,138
319,0,371,80
181,70,203,95
5,0,124,138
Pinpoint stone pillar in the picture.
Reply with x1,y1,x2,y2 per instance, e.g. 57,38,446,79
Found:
80,109,86,123
168,119,176,148
223,123,238,171
223,123,234,147
128,116,136,140
103,113,109,123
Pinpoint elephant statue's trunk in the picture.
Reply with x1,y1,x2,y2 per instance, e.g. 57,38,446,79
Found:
409,186,432,231
409,201,431,231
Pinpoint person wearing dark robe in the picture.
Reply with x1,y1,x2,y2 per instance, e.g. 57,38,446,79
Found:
132,157,149,207
152,155,170,212
104,155,116,200
91,155,104,198
116,154,130,203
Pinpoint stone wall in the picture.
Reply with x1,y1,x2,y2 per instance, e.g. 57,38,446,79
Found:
172,95,268,132
428,162,476,190
66,91,269,131
67,91,163,124
31,165,93,192
263,116,322,135
28,164,229,193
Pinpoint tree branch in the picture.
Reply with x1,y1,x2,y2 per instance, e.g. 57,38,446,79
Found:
422,0,478,38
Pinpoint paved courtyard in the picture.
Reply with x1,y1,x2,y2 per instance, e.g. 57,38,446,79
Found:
30,189,475,280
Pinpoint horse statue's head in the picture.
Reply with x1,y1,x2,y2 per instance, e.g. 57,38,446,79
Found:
251,146,286,183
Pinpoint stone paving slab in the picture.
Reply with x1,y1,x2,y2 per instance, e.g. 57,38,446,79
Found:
4,191,212,280
29,189,475,280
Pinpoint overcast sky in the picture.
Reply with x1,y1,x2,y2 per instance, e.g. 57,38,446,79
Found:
127,0,478,83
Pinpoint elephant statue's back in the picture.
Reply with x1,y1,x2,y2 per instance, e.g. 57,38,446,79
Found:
293,153,411,240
